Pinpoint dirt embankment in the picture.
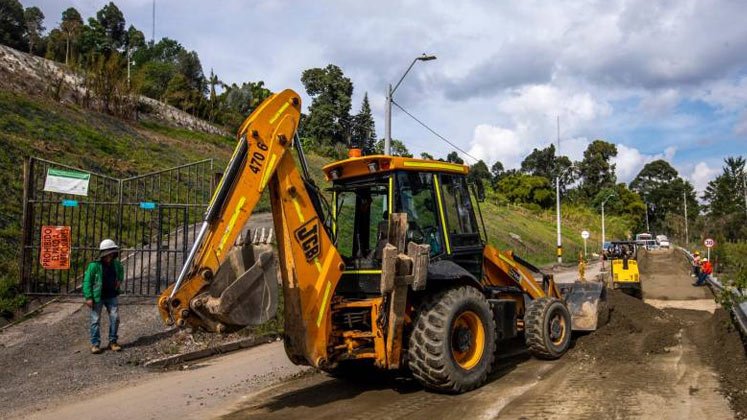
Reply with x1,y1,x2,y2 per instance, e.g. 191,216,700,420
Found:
570,289,747,418
571,290,682,362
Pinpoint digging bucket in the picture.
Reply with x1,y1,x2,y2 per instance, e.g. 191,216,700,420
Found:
190,242,278,331
562,281,609,331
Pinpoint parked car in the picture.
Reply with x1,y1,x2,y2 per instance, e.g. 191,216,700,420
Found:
658,239,670,249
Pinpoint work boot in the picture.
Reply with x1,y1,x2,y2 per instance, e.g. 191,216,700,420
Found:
91,345,103,354
108,342,122,352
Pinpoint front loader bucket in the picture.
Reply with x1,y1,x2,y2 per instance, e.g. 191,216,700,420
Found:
563,281,609,331
189,242,278,332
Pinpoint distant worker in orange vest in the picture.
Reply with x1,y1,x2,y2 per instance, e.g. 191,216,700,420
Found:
693,257,712,287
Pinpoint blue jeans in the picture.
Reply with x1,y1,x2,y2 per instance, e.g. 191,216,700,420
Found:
695,272,709,286
90,297,119,346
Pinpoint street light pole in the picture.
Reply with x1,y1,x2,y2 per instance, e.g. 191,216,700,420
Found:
601,194,615,249
555,165,574,264
683,189,689,249
556,176,562,263
385,53,436,155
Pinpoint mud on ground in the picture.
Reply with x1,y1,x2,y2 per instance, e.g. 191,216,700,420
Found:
0,300,263,418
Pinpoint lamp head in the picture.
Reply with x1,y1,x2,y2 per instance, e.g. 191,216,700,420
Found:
417,53,437,61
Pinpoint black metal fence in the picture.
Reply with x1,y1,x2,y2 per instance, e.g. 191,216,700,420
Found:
20,157,214,296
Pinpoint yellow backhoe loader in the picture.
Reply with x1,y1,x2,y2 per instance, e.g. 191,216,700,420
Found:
158,89,607,393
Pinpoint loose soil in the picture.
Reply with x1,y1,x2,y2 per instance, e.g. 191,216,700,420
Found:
570,290,682,363
698,309,747,418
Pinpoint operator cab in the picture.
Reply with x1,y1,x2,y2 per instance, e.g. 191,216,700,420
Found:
324,155,486,298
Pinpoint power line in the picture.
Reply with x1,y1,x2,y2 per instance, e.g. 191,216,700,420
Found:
391,100,480,163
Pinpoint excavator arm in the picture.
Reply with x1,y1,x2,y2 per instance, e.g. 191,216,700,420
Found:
158,89,344,367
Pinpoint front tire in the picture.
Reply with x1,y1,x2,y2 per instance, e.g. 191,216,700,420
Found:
408,286,496,393
524,297,572,359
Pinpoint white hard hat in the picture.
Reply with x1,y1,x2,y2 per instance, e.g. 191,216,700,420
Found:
702,258,708,262
99,239,119,257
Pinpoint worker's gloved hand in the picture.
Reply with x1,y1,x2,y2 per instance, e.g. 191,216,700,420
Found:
85,299,93,308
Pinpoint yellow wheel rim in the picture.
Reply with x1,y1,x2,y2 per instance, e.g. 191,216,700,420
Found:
549,312,567,346
450,310,485,370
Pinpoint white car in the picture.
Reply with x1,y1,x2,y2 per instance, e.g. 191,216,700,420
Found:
658,240,670,249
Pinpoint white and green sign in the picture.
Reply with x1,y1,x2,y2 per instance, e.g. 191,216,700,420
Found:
43,168,90,196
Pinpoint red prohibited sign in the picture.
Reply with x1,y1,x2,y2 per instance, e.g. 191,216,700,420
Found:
704,238,715,248
40,226,71,270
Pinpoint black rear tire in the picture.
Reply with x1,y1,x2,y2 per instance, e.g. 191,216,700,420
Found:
525,297,572,359
408,286,496,393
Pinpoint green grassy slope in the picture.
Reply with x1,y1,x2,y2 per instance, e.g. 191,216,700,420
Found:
478,201,634,265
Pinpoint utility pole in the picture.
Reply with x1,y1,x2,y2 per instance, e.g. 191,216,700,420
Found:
645,202,650,233
743,169,747,218
151,0,156,44
555,115,562,264
683,189,689,249
385,83,392,154
127,47,131,89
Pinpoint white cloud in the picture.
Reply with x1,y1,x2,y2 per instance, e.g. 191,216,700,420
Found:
465,84,610,168
613,145,677,183
689,162,720,194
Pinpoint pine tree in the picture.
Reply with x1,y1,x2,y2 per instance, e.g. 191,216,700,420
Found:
353,93,376,153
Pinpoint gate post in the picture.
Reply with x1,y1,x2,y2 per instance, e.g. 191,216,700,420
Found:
19,158,35,293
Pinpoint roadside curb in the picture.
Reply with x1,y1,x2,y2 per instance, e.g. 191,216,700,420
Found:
144,334,280,369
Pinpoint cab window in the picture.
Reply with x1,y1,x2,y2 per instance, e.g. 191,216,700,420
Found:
334,181,389,266
438,174,480,248
395,171,444,256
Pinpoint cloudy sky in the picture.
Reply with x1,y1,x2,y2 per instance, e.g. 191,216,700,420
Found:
28,0,747,192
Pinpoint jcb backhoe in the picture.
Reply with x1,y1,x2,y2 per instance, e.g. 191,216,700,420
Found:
158,89,607,393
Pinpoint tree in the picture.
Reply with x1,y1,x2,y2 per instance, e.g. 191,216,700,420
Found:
495,173,554,209
373,139,411,157
578,140,617,199
207,69,222,122
45,28,66,62
353,93,376,153
0,0,26,50
164,73,195,112
301,64,353,148
23,6,44,54
468,160,491,185
177,49,206,94
60,7,82,65
703,156,746,216
490,161,505,184
630,160,697,235
702,156,747,241
133,60,174,99
420,152,434,160
124,25,145,51
446,151,464,164
96,2,125,53
521,144,575,192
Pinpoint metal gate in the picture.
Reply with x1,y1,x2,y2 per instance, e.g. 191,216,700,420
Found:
20,157,215,296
